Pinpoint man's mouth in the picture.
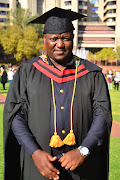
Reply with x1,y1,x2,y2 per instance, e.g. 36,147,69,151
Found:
55,50,65,54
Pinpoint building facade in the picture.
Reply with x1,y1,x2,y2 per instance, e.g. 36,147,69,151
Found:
42,0,120,53
0,0,9,25
61,0,120,53
0,0,120,53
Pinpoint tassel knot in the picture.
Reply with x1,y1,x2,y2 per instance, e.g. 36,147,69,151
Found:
49,132,64,148
63,130,76,146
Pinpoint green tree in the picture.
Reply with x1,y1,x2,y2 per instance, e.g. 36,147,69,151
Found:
7,6,32,28
1,25,44,61
87,51,94,61
0,25,5,56
1,25,22,55
96,48,116,61
116,46,120,61
0,25,5,46
7,6,43,38
15,26,44,61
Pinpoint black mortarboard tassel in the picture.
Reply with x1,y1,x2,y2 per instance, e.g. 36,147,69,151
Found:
29,7,86,34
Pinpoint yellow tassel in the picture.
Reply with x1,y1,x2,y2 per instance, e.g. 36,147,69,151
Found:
63,130,76,145
49,132,64,148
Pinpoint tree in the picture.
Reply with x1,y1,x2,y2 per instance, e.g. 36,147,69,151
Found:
95,48,116,62
1,25,44,61
1,25,22,56
7,6,43,38
7,6,32,28
87,51,94,61
15,26,44,61
116,46,120,61
0,25,5,56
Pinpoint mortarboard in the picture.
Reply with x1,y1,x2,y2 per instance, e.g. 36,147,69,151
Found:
29,7,86,34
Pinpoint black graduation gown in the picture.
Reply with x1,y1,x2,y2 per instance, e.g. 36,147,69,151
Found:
1,71,7,84
3,56,112,180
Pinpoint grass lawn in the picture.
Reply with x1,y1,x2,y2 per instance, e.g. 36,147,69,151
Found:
0,105,4,180
109,89,120,123
109,136,120,180
0,82,9,96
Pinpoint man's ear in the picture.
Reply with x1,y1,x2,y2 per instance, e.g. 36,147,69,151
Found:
43,35,46,45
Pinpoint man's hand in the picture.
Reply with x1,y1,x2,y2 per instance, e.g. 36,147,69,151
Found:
59,149,86,171
32,149,60,180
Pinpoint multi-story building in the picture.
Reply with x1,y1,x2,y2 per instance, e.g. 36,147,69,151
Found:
0,0,9,25
42,0,120,53
61,0,120,53
1,0,120,53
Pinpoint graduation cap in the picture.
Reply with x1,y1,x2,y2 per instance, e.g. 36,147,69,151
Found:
29,7,86,34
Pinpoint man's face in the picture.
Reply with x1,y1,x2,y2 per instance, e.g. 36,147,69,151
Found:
44,32,74,62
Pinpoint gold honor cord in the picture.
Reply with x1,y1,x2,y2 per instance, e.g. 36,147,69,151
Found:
49,61,79,148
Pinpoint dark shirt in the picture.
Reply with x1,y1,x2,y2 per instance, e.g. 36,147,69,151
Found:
12,56,107,157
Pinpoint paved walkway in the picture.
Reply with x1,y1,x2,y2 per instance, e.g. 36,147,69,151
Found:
0,94,120,138
0,94,6,105
111,122,120,138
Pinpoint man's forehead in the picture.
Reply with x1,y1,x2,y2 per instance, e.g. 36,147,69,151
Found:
45,32,73,37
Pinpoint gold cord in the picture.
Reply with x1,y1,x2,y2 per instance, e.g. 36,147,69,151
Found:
51,63,78,135
51,78,57,134
70,65,78,131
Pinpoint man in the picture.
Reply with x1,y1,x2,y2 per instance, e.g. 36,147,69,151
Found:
3,7,112,180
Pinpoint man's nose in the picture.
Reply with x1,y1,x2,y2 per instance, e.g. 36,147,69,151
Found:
56,39,64,48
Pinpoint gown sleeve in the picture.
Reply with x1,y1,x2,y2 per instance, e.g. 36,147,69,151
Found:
3,63,30,179
92,71,112,131
81,71,112,151
12,108,40,157
81,109,107,151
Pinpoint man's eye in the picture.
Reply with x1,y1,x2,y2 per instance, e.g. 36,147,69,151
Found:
50,38,57,42
63,38,71,41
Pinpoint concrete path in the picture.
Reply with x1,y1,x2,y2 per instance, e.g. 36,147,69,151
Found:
0,94,6,105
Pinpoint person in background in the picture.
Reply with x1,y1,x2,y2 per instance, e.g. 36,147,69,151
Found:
3,7,112,180
107,72,112,89
1,65,7,90
114,74,119,91
7,67,14,87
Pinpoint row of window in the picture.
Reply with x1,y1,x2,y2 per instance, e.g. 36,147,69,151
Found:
104,1,116,9
79,2,87,6
0,11,8,15
79,9,87,14
64,1,71,6
0,3,9,8
108,1,116,5
0,18,7,22
104,9,116,16
104,18,116,22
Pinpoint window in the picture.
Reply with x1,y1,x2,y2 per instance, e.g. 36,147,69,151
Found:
108,1,116,5
79,9,87,14
92,13,98,17
0,3,9,8
64,1,71,6
92,13,99,22
92,7,98,11
0,11,8,15
108,9,116,13
92,0,99,4
107,18,115,22
79,2,86,6
0,18,7,22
